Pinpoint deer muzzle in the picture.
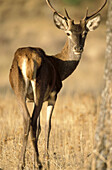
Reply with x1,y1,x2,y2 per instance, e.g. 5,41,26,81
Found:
73,45,83,55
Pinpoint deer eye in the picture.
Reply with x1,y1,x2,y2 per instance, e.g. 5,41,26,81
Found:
67,32,70,36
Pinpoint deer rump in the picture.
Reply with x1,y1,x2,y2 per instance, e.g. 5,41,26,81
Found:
9,47,62,103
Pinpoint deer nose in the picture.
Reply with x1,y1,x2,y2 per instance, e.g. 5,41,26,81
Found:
74,46,83,53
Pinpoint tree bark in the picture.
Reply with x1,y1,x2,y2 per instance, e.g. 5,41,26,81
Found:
92,0,112,169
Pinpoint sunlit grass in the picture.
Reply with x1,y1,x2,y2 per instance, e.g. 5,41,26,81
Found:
0,92,99,169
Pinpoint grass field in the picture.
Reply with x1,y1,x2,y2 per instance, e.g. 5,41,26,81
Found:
0,92,99,169
0,0,107,169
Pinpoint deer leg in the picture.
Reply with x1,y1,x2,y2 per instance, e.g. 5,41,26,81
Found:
45,92,57,168
18,100,30,169
30,80,45,169
30,102,44,169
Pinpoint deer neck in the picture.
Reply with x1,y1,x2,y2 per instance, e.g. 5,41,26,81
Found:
54,38,82,81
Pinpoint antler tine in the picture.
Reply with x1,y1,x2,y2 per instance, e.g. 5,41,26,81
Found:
85,8,89,18
85,0,107,20
46,0,65,19
65,8,71,20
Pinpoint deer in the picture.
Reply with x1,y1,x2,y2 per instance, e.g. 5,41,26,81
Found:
9,0,107,169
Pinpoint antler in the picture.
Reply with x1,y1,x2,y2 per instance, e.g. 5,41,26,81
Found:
84,0,107,20
64,8,71,20
46,0,65,19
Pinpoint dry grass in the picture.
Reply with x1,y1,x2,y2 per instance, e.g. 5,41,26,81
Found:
0,91,100,170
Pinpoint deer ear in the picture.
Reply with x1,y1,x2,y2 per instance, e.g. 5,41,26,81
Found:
86,14,101,31
53,12,68,30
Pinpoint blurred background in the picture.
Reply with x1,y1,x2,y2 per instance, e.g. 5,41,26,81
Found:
0,0,107,97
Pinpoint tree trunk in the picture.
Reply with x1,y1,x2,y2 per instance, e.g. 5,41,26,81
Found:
92,0,112,169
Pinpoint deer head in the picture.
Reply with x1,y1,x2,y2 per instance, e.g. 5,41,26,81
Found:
46,0,107,55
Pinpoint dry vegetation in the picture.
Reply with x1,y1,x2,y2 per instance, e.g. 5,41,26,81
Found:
0,93,99,169
0,0,107,169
